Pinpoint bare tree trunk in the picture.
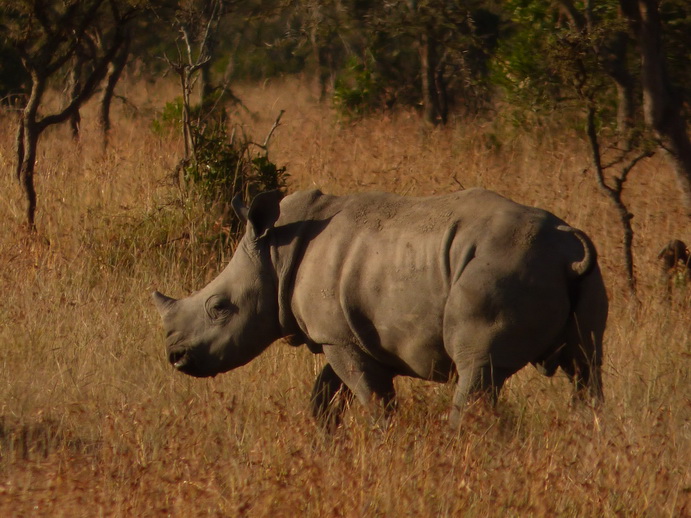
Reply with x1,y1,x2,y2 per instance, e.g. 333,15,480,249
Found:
434,60,448,124
613,79,635,135
310,27,327,102
196,0,223,109
308,2,334,103
19,122,39,231
14,118,24,181
621,0,691,217
419,27,443,125
605,32,636,136
99,31,130,149
17,72,48,230
68,58,83,140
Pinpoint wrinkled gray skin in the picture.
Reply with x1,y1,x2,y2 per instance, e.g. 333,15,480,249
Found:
154,188,607,430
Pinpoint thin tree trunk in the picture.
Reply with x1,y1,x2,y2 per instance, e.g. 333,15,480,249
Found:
197,0,221,109
419,27,442,125
180,68,195,164
614,80,635,135
308,2,333,103
19,123,39,231
622,0,691,217
68,58,83,140
99,32,130,149
18,73,46,230
14,118,24,181
605,31,636,136
198,55,214,109
434,60,448,124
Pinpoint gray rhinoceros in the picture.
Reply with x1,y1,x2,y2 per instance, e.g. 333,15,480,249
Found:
153,188,607,429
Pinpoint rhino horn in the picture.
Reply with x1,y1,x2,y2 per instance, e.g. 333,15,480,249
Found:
152,291,178,318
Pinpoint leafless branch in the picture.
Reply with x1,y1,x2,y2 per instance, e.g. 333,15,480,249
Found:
250,110,285,150
585,104,653,297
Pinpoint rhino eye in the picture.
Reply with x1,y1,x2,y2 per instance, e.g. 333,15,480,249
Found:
205,296,237,323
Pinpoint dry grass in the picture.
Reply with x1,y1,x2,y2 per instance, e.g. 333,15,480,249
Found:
0,76,689,517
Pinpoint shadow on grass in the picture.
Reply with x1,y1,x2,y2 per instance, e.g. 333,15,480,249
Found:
0,415,99,463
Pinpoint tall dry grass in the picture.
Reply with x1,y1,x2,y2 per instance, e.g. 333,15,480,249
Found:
0,76,688,517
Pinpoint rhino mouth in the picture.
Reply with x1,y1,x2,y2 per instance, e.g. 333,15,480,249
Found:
168,349,194,372
168,348,217,378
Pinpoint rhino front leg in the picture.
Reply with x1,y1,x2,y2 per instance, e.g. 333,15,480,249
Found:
448,361,511,430
311,363,353,431
322,344,396,427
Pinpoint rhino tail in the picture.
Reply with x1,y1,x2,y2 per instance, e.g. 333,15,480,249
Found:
558,225,597,278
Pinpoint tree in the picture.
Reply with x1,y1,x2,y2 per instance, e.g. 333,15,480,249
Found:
312,0,497,122
554,0,636,135
373,0,497,124
172,0,228,108
164,0,230,169
1,0,137,230
491,0,691,291
619,0,691,218
98,26,131,149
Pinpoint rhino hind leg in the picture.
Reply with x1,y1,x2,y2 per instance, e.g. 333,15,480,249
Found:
560,331,604,405
533,344,565,377
560,266,607,405
311,363,353,431
322,344,396,428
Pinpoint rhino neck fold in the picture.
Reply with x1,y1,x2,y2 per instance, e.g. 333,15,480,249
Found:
270,220,312,346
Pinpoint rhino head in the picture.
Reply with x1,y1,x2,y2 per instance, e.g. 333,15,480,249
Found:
152,190,284,377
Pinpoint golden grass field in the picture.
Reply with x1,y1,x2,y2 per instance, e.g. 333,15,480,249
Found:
0,76,688,516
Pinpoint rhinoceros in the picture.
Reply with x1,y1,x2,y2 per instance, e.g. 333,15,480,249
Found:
153,188,607,429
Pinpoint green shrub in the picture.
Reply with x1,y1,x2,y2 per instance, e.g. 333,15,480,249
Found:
151,98,185,135
333,56,383,120
181,113,288,241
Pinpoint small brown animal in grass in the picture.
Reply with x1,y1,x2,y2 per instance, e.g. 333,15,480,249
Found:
658,239,690,290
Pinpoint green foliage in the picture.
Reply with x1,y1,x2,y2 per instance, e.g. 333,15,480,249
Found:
660,0,691,116
489,0,631,131
151,98,185,135
359,0,498,116
180,111,288,240
152,95,287,245
333,56,383,119
184,122,287,203
490,0,560,111
250,155,288,192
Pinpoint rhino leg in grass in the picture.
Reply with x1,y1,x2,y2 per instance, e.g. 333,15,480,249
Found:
153,188,608,429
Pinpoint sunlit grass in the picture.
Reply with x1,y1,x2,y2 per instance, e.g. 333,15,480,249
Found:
0,77,688,516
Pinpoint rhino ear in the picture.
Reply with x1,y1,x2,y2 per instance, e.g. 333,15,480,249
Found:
239,190,284,240
152,291,177,318
231,193,250,223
